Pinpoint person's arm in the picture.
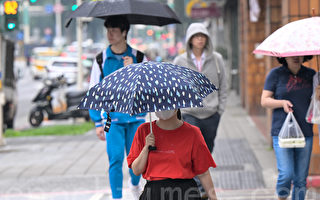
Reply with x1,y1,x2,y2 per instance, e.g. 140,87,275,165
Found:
261,90,293,113
95,126,105,141
131,133,155,176
197,170,217,200
216,54,228,115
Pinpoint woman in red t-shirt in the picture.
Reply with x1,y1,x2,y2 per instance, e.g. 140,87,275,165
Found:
127,109,218,200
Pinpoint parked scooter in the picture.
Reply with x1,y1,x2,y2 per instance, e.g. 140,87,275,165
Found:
29,75,90,127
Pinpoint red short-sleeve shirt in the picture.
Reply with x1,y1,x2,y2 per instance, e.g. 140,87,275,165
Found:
127,121,216,181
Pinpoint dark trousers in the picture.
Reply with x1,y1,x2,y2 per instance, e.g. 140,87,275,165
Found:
183,113,221,153
183,113,220,196
139,179,201,200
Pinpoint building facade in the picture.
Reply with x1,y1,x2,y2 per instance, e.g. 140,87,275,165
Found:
237,0,320,176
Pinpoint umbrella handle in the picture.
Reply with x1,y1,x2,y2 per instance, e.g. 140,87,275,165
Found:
148,113,157,151
148,146,157,151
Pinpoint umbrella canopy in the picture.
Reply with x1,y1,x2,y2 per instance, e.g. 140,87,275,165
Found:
253,16,320,57
65,0,181,28
78,61,217,115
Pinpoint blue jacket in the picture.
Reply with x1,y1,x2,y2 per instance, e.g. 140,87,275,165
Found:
89,45,146,127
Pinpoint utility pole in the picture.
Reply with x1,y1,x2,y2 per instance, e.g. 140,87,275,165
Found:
167,0,175,47
0,93,5,146
55,0,62,42
23,1,30,44
76,0,83,90
54,0,64,48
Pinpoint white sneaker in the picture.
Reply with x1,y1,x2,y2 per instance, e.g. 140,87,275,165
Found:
128,179,142,200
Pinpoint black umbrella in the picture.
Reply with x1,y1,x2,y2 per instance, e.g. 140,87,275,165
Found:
65,0,181,28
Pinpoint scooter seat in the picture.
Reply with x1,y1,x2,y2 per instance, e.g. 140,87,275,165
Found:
66,91,87,99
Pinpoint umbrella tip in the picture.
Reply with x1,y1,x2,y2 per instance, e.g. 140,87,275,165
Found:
65,18,72,28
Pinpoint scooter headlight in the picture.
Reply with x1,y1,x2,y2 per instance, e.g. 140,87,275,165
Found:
44,79,52,86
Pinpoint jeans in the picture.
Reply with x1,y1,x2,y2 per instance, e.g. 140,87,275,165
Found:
106,121,143,199
273,136,313,200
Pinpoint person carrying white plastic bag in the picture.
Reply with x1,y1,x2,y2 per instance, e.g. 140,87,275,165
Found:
261,56,314,200
279,112,305,148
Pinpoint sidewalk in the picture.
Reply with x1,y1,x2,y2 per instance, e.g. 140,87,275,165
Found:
0,90,319,199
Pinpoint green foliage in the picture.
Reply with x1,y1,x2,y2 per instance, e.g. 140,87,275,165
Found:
4,122,94,137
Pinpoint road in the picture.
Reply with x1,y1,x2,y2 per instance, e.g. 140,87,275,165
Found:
13,66,89,130
14,67,43,130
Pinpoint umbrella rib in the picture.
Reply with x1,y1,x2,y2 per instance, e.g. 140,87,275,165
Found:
74,2,96,18
87,4,100,18
128,66,143,115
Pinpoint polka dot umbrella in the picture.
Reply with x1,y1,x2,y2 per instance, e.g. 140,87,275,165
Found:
253,16,320,57
79,61,217,148
79,61,217,114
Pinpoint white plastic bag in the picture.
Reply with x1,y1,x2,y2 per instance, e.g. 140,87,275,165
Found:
278,112,305,148
306,93,320,124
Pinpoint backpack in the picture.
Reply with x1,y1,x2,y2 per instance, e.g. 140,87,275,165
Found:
96,50,144,80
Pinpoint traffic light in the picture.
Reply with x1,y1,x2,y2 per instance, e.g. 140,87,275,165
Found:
71,4,78,11
3,0,19,31
71,0,78,11
29,0,37,3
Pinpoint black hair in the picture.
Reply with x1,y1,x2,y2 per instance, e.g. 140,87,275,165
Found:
276,55,313,66
177,109,181,120
104,15,130,39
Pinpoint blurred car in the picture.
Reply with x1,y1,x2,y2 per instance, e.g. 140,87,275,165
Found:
46,56,91,84
60,46,95,82
30,47,61,80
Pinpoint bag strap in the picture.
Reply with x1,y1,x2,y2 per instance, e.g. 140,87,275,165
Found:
96,52,104,80
289,112,304,138
136,50,144,63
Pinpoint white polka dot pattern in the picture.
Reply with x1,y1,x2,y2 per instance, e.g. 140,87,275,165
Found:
253,17,320,57
79,61,217,115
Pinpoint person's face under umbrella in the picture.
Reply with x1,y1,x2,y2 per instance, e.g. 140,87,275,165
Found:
107,27,126,46
285,56,304,68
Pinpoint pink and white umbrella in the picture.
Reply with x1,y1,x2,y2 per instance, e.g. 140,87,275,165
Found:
253,16,320,57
